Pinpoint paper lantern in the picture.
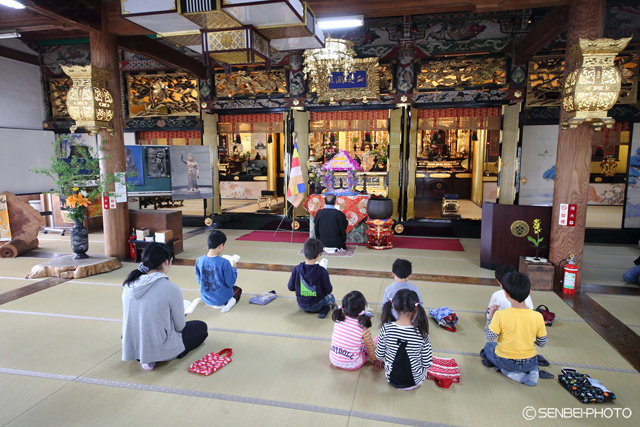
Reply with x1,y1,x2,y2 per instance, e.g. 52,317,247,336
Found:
61,65,114,135
561,37,632,130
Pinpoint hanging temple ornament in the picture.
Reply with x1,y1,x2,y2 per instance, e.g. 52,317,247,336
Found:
62,65,115,135
561,37,632,131
303,37,356,84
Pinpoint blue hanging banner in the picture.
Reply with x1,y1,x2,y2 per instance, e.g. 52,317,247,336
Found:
328,71,367,90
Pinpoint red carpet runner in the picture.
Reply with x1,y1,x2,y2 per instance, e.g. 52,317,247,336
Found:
236,231,464,252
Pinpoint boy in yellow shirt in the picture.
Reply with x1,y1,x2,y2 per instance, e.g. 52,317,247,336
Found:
481,272,548,386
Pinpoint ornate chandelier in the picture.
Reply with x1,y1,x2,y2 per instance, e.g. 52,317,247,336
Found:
303,37,355,84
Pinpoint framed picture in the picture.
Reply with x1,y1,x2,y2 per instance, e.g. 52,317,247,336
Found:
168,146,213,200
125,146,144,186
145,146,170,179
0,195,11,242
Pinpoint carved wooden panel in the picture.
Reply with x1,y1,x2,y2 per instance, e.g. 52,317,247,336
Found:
417,56,507,90
526,53,638,108
126,73,199,117
49,77,72,118
215,70,287,98
378,64,394,92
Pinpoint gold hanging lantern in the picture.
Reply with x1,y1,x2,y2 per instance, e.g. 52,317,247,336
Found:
61,65,115,135
561,37,632,131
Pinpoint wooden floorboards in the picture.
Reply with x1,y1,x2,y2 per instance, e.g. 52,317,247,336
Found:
556,290,640,372
0,277,69,306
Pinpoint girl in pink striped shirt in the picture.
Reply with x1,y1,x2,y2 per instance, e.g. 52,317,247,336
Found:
330,291,384,371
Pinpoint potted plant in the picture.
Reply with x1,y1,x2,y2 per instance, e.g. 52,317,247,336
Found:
30,136,125,259
528,218,546,261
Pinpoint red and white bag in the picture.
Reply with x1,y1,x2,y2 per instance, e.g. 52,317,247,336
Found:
427,357,460,388
189,348,233,376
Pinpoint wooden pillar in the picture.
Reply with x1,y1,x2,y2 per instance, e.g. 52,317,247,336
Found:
203,113,220,216
498,103,521,204
549,0,606,292
90,2,129,260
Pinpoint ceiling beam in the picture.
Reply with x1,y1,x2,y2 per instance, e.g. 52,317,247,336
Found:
21,0,102,33
514,5,570,65
0,45,39,66
118,36,208,80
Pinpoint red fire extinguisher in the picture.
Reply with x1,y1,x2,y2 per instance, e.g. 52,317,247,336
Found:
128,228,137,260
559,254,580,295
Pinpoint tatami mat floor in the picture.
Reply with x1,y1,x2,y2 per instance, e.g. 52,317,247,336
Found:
1,228,639,426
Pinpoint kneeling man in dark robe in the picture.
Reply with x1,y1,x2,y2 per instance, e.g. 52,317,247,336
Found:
314,194,348,252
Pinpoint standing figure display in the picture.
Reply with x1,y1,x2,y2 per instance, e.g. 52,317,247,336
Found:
181,151,199,192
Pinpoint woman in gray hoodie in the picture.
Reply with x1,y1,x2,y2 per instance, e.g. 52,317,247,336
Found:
122,243,208,370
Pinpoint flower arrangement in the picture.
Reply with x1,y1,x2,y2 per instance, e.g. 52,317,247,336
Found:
65,189,90,223
307,163,324,190
528,218,545,260
30,136,129,218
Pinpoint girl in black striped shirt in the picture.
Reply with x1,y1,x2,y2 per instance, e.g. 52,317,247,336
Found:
375,289,433,390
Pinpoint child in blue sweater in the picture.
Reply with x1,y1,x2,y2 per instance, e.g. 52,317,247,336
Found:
196,230,241,313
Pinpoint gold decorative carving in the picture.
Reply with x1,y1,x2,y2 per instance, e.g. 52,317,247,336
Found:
527,53,638,108
594,176,603,183
562,37,632,130
417,56,507,90
394,224,404,234
521,177,528,185
253,176,268,181
49,77,72,118
315,57,380,103
221,33,233,48
599,157,617,176
378,65,393,92
455,173,472,179
430,173,451,178
526,55,564,107
510,220,530,238
215,70,287,98
62,65,114,135
127,73,199,117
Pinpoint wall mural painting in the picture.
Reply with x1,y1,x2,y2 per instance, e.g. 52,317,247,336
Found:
417,56,507,91
288,53,306,97
127,73,199,117
215,70,287,98
145,147,171,179
40,44,91,76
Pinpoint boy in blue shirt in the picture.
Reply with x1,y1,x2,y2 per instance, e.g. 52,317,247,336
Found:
196,230,241,313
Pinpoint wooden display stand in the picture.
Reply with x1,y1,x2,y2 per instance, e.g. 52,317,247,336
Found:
129,209,183,253
480,203,552,270
519,256,554,291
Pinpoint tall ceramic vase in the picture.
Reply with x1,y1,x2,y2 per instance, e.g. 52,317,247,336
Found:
71,218,89,259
